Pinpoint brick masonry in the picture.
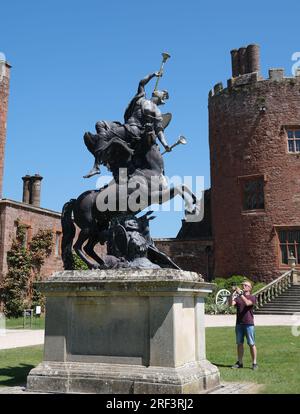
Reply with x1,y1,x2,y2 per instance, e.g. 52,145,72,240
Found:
0,199,64,283
0,61,10,199
209,66,300,282
154,238,214,280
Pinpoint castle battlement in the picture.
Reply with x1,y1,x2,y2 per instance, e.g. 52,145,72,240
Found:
209,45,300,99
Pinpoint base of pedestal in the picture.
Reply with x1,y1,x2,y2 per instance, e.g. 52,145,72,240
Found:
26,269,220,394
27,360,220,394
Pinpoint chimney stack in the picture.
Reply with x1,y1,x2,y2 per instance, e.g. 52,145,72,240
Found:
246,44,260,74
238,47,247,76
30,174,43,207
230,49,239,78
230,44,260,78
21,174,43,207
22,175,31,203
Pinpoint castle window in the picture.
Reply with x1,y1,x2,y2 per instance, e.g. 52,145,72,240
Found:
287,129,300,153
278,229,300,265
55,232,62,257
241,177,265,211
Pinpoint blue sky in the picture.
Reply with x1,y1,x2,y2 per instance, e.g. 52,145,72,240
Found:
1,0,300,237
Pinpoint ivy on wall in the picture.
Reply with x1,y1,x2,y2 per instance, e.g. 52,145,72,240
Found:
0,220,53,317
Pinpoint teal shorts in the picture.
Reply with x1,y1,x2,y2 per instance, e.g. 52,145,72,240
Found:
235,324,255,346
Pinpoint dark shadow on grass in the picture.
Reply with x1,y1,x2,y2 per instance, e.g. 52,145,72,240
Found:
0,364,34,386
213,362,253,370
212,362,233,368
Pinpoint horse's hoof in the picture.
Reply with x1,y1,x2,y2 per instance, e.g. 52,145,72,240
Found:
184,203,203,222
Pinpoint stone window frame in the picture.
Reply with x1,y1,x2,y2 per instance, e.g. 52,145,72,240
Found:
238,174,266,213
274,225,300,268
284,126,300,154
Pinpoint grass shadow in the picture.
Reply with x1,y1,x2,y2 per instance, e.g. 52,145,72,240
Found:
0,364,35,387
212,362,255,370
212,362,234,368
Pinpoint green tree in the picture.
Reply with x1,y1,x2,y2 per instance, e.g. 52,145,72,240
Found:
73,253,89,270
0,221,53,317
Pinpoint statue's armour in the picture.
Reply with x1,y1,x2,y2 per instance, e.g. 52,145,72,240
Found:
127,98,163,134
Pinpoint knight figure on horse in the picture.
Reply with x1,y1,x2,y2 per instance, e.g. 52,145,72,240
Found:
83,71,172,181
61,53,201,271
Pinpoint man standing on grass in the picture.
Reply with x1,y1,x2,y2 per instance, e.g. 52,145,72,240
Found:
229,281,258,370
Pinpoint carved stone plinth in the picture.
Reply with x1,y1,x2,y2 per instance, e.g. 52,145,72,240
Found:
27,269,220,394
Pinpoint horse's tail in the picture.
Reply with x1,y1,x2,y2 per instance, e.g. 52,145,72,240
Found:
61,199,76,270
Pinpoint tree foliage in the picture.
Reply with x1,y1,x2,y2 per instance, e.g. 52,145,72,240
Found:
1,220,53,317
73,253,89,270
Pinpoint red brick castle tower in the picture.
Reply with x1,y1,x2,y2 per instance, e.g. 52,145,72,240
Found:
0,54,11,199
209,45,300,282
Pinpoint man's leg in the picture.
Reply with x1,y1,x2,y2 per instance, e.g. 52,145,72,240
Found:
232,325,244,368
246,325,258,369
83,151,101,178
237,343,244,364
249,344,257,364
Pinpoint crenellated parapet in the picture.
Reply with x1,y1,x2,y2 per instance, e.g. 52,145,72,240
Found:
209,43,300,100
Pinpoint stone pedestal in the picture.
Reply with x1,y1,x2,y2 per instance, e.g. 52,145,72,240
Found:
292,270,300,285
27,269,220,394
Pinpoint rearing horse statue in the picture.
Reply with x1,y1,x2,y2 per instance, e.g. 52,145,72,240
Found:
61,68,202,270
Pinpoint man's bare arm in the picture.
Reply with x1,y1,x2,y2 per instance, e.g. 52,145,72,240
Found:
137,72,159,95
157,130,170,149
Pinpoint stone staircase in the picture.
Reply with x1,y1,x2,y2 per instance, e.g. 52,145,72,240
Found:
255,284,300,315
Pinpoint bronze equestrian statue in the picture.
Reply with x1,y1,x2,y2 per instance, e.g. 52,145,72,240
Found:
61,53,201,270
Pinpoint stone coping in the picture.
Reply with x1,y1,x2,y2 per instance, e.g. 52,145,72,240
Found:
36,269,215,296
0,198,61,218
50,269,204,281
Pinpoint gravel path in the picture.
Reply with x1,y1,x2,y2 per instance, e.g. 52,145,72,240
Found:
205,314,297,327
0,329,44,350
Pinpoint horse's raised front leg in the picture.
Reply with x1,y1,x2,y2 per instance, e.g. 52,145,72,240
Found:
180,185,204,221
148,185,203,221
149,185,195,209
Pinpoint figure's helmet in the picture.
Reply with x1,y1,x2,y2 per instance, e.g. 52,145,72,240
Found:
152,89,169,105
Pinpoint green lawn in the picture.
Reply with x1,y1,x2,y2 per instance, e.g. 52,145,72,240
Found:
0,345,43,387
5,317,45,330
206,326,300,394
0,327,299,393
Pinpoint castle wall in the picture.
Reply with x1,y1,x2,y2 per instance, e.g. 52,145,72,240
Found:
0,199,64,282
209,67,300,282
0,59,11,199
154,239,213,280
